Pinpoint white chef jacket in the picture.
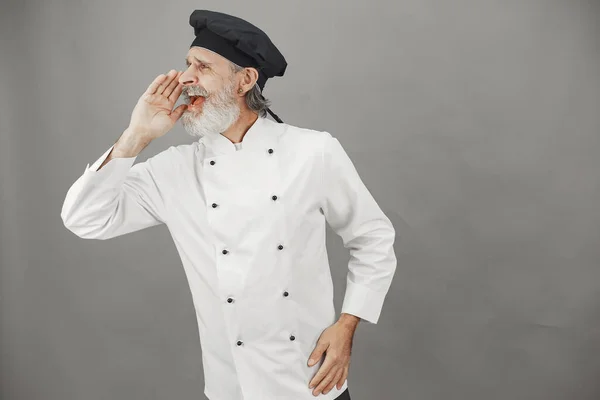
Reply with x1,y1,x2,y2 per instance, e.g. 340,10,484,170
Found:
61,116,397,400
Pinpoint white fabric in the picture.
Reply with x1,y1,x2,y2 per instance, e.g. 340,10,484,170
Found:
61,116,397,400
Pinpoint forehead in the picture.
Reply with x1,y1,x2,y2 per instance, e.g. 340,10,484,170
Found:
186,46,229,66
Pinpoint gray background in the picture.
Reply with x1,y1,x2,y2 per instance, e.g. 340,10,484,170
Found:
1,0,600,399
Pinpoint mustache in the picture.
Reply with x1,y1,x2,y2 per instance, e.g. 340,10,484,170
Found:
183,86,210,98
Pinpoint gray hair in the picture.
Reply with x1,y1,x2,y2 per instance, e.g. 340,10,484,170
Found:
230,62,271,118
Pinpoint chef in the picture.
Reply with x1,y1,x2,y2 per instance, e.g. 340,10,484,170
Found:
61,9,397,400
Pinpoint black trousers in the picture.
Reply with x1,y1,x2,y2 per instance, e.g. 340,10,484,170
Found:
334,388,351,400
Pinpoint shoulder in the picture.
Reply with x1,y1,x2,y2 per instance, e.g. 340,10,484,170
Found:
276,120,336,153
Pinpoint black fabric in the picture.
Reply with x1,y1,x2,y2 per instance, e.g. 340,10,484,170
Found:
188,10,287,93
335,388,351,400
190,28,266,86
187,10,286,123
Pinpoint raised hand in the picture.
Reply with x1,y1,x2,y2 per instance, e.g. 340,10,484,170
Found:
127,69,187,141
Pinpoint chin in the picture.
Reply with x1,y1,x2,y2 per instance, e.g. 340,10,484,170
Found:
181,121,206,139
181,108,209,137
181,114,229,139
180,100,241,139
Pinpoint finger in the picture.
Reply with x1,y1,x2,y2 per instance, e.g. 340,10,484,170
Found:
156,69,177,95
164,71,183,99
145,74,168,95
336,366,349,390
168,75,184,103
308,341,328,366
170,103,188,123
324,368,344,394
312,367,338,396
309,354,335,388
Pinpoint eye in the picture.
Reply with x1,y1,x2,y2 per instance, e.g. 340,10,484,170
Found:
185,62,208,71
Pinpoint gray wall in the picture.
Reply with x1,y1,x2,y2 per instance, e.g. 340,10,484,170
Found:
2,0,600,399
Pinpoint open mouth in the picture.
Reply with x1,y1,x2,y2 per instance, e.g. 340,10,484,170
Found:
189,95,205,105
186,95,207,111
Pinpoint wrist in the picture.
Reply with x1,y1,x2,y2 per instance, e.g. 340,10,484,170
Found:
338,313,361,329
113,129,151,158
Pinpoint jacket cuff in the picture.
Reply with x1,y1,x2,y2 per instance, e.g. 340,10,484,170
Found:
340,277,388,324
83,145,138,187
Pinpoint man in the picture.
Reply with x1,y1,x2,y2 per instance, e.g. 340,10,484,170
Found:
61,9,396,400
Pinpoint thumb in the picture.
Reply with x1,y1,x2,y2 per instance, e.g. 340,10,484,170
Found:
170,104,187,122
308,341,328,366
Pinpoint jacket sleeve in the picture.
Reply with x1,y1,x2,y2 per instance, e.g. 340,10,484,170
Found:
320,132,397,324
60,144,170,240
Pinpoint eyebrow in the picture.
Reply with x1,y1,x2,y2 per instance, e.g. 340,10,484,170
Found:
185,56,212,67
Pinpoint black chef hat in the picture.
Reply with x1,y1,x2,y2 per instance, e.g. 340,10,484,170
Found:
188,10,287,123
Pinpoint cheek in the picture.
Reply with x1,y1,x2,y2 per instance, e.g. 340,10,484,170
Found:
200,75,222,89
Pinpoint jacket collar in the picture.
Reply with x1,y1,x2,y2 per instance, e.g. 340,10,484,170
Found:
199,116,282,156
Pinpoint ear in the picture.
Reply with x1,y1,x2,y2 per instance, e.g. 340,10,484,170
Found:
239,67,259,94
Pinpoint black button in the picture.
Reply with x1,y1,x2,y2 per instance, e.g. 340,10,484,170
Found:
222,249,229,255
289,335,295,341
283,291,289,297
278,244,284,250
227,297,234,303
272,195,278,201
268,148,274,154
212,203,218,208
237,340,243,346
210,160,215,165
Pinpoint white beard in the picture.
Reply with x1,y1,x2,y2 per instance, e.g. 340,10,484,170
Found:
180,78,240,139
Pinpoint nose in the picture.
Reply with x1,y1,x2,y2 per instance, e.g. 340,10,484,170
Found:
179,67,198,86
